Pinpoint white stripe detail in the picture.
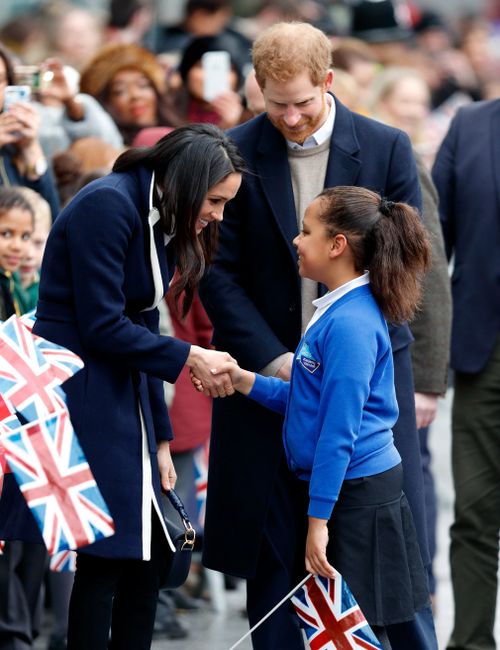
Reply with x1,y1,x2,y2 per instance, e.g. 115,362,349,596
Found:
141,171,166,312
140,406,153,560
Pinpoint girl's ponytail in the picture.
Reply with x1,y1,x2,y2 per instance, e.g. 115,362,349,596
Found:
368,198,430,323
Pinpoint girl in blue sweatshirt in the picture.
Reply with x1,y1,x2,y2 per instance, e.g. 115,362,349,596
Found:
203,186,433,643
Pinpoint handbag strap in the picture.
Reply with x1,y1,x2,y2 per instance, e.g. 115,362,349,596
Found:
163,487,196,550
166,488,191,524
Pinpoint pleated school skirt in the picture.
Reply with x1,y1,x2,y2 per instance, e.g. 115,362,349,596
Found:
325,463,430,626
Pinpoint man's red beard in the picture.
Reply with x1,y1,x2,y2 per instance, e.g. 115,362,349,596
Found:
269,95,327,144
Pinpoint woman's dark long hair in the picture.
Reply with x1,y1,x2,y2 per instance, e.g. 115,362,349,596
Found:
0,43,16,107
113,123,245,315
316,186,431,323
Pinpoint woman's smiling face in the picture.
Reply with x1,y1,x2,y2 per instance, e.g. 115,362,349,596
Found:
195,173,242,234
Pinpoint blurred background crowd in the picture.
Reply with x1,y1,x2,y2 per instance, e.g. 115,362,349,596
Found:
0,0,498,648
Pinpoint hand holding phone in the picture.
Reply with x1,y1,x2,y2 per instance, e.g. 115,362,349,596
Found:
3,85,31,112
202,51,231,102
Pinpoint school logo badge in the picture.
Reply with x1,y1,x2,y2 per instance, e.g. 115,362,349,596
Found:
297,341,320,374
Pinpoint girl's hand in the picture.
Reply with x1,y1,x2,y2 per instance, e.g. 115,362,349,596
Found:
305,517,336,579
205,362,255,396
157,440,177,492
210,91,244,129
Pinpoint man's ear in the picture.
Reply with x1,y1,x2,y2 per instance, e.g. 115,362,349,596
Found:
323,69,334,93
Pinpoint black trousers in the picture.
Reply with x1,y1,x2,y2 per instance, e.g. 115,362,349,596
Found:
0,541,47,650
448,338,500,650
246,458,307,650
67,514,172,650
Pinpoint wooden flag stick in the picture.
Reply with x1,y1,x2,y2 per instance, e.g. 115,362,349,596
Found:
227,573,312,650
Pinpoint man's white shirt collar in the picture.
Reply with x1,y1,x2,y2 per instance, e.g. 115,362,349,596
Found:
286,94,336,151
305,272,370,332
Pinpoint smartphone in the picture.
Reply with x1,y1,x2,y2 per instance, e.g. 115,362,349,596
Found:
202,51,230,102
14,65,41,91
3,85,31,111
14,66,54,94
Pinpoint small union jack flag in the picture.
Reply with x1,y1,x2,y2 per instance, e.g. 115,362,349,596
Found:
291,573,383,650
0,316,83,422
1,409,115,555
50,549,77,572
193,441,209,528
0,394,20,497
19,309,36,332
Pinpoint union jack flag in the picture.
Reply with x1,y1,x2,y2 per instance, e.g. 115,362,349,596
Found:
291,573,383,650
193,441,209,528
19,309,36,332
0,439,10,496
0,394,20,496
50,549,77,572
1,409,115,555
0,316,83,422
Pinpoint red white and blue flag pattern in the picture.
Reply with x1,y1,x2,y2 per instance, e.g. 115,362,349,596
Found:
0,315,114,556
291,573,383,650
50,549,77,572
1,410,115,555
193,441,209,528
0,316,83,422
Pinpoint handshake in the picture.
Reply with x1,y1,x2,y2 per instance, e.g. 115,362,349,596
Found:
186,345,254,398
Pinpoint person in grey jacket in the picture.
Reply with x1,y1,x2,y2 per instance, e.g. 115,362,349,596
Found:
34,59,123,159
410,152,452,598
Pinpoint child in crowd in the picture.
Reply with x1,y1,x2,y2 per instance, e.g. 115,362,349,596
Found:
17,186,52,310
201,186,432,648
0,187,34,319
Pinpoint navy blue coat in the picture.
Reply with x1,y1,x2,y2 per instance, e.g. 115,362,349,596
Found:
200,99,429,578
0,165,190,559
432,99,500,374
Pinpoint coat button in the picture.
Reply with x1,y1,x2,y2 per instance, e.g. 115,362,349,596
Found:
289,302,296,312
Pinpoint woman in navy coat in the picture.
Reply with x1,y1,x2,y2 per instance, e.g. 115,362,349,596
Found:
4,124,244,649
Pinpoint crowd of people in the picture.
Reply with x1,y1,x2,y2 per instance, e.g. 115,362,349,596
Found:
0,0,498,649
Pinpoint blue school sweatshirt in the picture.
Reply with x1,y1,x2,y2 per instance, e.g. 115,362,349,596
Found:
248,284,401,519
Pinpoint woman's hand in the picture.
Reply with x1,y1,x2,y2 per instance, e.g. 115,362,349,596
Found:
211,91,244,130
7,101,41,148
0,111,24,147
157,440,177,492
38,59,73,104
186,345,238,398
305,517,335,579
38,58,84,120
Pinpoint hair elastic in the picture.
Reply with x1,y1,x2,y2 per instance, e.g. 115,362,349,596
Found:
379,197,395,216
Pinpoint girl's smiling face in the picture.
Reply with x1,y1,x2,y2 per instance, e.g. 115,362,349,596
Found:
293,197,334,284
0,208,33,273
